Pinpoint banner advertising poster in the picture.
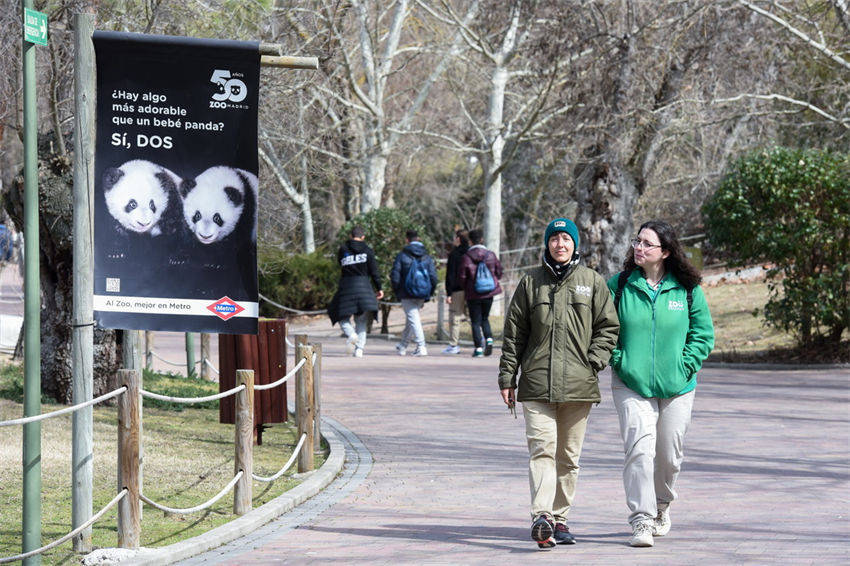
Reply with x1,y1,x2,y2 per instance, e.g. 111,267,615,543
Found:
92,32,260,334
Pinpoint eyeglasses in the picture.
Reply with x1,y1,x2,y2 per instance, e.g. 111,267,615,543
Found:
630,238,662,250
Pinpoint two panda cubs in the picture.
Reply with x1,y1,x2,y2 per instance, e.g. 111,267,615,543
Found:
102,159,258,298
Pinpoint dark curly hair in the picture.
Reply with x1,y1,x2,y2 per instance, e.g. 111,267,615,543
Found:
622,220,702,290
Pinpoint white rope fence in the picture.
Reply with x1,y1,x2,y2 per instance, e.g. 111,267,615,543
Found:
0,386,127,428
140,471,243,515
252,434,306,483
150,350,203,367
140,384,245,404
0,489,127,564
254,358,305,391
259,293,328,315
204,358,219,375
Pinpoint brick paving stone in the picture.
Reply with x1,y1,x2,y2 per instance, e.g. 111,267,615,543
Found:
181,326,850,565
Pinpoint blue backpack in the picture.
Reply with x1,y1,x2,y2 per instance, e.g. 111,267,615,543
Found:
404,255,432,298
473,256,496,294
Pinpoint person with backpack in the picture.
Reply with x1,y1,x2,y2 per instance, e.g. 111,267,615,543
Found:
606,220,714,548
390,230,438,356
458,229,503,357
443,229,470,355
327,226,384,358
499,218,619,549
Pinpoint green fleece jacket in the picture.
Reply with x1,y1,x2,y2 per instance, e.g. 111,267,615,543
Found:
499,262,619,403
607,270,715,399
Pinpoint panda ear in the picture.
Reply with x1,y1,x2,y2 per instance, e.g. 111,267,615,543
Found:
179,179,196,198
103,167,124,191
155,171,177,192
224,186,243,207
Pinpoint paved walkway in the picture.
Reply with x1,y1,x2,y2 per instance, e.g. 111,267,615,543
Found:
179,329,849,565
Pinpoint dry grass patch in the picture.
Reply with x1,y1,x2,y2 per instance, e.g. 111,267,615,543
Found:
0,369,323,564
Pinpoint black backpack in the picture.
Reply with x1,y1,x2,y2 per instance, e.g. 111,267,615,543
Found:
614,270,692,312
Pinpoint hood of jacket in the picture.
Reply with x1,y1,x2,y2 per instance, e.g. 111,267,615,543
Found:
403,241,428,258
345,239,371,254
465,244,491,262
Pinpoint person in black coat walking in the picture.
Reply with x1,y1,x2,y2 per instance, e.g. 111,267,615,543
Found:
458,229,503,357
327,226,384,357
443,229,469,354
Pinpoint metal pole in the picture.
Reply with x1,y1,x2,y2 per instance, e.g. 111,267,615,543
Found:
71,11,95,553
185,332,195,377
21,0,42,562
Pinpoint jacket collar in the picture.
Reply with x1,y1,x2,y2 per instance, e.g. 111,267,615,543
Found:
542,249,580,282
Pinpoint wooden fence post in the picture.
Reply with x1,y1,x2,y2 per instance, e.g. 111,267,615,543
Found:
296,344,315,472
200,333,211,380
117,369,140,549
292,334,307,427
234,369,254,515
312,342,322,453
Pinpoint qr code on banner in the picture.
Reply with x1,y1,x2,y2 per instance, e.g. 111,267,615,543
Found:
106,278,120,292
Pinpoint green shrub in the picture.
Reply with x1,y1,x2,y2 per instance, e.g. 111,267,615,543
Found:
258,247,338,316
703,147,850,345
338,208,436,301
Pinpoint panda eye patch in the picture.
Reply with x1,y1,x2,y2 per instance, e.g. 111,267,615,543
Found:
213,213,224,227
125,199,137,213
192,211,201,223
149,199,157,213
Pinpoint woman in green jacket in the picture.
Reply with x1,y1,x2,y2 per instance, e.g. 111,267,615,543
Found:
606,220,714,548
499,218,619,549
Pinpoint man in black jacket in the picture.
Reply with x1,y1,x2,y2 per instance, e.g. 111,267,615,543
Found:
327,226,383,357
443,229,469,354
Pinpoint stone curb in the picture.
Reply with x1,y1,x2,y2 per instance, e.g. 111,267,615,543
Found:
121,424,345,566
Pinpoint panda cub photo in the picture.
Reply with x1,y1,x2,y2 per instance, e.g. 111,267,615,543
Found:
99,160,258,300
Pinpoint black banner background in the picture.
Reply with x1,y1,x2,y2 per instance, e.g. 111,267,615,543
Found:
93,31,259,334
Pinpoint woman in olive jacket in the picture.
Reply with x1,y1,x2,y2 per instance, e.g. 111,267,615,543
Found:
499,218,619,549
606,220,714,548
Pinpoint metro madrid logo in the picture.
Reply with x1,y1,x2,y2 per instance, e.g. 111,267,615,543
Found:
207,297,245,320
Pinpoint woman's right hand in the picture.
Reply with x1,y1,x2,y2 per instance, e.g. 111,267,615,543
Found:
500,387,515,406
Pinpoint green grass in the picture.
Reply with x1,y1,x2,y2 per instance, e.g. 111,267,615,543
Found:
0,368,324,564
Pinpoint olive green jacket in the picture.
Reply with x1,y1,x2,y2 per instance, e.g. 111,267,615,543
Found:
498,262,620,403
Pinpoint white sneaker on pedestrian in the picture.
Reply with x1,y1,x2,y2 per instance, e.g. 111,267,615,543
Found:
411,346,428,356
395,343,407,356
442,345,460,354
629,521,654,547
353,347,363,358
345,335,357,354
653,508,671,536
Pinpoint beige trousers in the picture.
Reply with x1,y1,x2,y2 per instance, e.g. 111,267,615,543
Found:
448,290,465,346
523,400,592,522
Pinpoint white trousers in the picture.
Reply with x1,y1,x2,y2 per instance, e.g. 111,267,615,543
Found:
399,298,425,348
339,312,368,350
523,400,592,522
611,374,694,525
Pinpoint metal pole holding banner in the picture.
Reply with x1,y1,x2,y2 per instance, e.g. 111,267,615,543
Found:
21,0,42,562
71,11,95,553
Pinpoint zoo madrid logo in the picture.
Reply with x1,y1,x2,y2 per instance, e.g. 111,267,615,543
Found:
209,69,248,108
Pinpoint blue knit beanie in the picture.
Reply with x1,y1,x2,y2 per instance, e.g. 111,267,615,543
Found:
544,218,580,250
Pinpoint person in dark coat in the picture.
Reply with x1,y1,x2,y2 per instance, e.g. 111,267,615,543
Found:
390,229,438,356
458,229,503,357
443,229,469,354
327,226,383,357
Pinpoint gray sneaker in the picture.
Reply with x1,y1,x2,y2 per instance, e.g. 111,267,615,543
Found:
653,508,671,536
395,343,407,356
629,521,654,547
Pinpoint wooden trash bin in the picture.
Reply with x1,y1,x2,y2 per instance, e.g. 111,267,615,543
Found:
219,319,288,443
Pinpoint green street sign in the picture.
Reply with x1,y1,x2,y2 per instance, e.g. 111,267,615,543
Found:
23,8,48,46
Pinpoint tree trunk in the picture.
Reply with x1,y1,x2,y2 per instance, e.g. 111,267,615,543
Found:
573,154,640,278
361,151,387,212
5,139,119,403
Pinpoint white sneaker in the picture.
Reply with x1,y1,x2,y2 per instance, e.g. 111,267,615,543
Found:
395,343,407,356
629,521,654,547
353,347,363,358
653,508,671,536
442,345,460,354
345,335,358,354
411,346,428,356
